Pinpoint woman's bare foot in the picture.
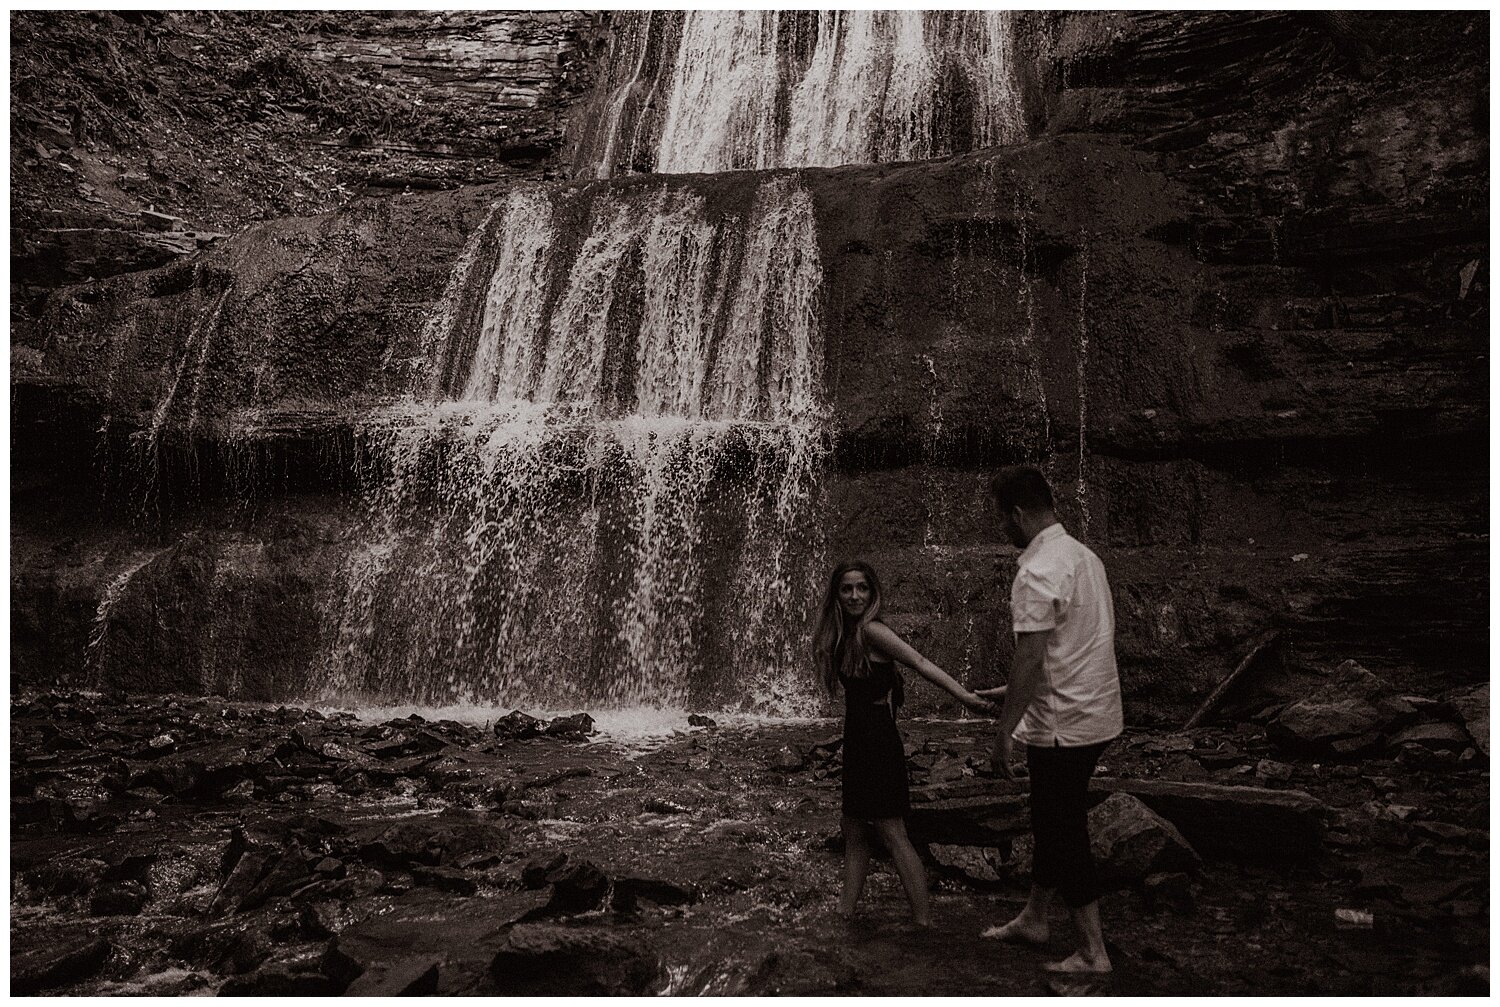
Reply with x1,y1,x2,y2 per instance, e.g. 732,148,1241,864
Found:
1041,951,1112,974
980,915,1049,944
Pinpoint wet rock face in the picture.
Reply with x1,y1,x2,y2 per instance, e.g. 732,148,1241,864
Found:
10,11,600,310
11,11,1489,713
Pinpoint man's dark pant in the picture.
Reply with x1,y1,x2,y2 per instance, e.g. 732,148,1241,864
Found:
1025,739,1110,909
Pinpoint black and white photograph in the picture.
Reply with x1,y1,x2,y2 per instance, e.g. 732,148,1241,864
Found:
8,8,1489,996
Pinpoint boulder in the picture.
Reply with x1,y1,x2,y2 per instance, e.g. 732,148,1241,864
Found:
144,742,271,798
544,713,596,739
89,879,149,916
768,746,806,771
1409,820,1488,849
12,936,113,994
519,851,570,889
1389,721,1471,754
237,844,317,911
1445,684,1488,754
494,711,546,739
927,843,1005,884
210,850,275,915
1194,742,1243,769
325,890,551,990
344,958,441,996
412,865,479,896
1087,792,1201,886
1330,731,1386,757
23,854,110,897
1255,759,1294,783
1268,661,1396,754
217,958,344,996
609,876,697,912
489,924,662,995
907,793,1029,847
356,819,506,868
1091,778,1328,863
1142,871,1198,913
168,917,275,974
532,859,610,915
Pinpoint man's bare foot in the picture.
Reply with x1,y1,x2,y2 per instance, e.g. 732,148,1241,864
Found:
980,916,1049,944
1041,951,1112,974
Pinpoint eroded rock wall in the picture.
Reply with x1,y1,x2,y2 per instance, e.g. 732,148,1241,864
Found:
10,11,599,312
11,12,1487,716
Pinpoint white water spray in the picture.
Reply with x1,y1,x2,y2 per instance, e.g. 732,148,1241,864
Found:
328,178,828,714
579,11,1027,178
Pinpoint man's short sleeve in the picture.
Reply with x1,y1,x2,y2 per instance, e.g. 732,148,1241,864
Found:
1011,566,1061,633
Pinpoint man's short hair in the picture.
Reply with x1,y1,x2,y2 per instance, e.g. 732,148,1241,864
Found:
989,465,1054,513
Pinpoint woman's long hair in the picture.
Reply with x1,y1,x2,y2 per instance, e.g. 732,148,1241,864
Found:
812,560,884,696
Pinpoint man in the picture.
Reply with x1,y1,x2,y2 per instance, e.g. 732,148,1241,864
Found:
976,465,1123,975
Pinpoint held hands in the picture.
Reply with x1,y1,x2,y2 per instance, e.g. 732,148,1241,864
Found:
960,690,999,715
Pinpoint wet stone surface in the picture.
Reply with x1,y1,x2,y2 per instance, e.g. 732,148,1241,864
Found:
9,692,1489,995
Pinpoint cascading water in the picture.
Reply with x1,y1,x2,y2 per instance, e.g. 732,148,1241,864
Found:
327,177,827,713
576,10,1026,178
323,12,1038,715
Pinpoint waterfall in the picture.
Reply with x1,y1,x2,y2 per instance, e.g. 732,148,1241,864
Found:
328,12,1029,712
577,11,1026,178
328,177,827,712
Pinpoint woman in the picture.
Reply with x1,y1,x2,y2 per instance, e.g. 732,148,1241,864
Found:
813,559,994,928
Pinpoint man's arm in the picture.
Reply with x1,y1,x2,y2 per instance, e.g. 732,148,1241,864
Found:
991,630,1049,777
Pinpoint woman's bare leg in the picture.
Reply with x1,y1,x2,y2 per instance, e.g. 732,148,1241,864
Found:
873,817,930,927
840,815,874,916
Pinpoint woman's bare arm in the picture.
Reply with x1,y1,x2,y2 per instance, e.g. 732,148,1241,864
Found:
865,622,994,713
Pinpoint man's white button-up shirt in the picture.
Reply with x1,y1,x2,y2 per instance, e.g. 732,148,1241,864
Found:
1009,522,1124,748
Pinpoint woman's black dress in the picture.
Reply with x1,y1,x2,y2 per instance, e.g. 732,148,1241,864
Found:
839,656,909,820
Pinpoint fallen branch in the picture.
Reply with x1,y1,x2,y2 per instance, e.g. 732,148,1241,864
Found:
1184,630,1283,730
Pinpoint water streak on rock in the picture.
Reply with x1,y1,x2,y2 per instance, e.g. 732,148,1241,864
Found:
1075,230,1092,537
134,281,231,517
85,552,163,683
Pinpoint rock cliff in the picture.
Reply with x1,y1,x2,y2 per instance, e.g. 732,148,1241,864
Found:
11,11,599,311
11,12,1487,716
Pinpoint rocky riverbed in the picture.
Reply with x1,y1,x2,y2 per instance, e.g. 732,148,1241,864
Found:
11,671,1488,996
